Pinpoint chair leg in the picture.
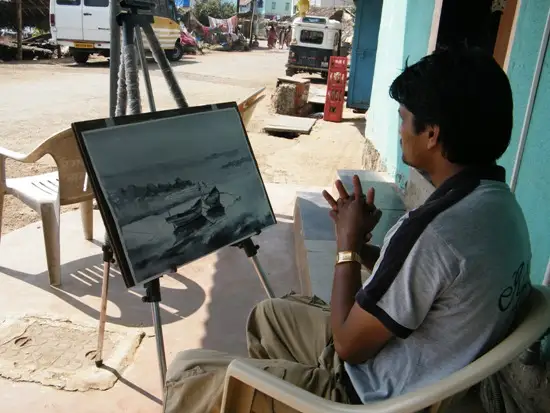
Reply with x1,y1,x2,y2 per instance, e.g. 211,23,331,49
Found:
80,200,93,241
40,202,61,287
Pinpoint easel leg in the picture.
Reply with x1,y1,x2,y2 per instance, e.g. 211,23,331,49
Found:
96,243,114,367
249,254,274,299
143,278,167,389
234,237,275,299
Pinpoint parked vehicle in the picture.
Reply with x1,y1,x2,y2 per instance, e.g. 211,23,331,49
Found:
49,0,184,64
180,30,202,54
285,15,343,78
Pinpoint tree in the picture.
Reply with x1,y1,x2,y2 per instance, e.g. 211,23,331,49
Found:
192,0,236,27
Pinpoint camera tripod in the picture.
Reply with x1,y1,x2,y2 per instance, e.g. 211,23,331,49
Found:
94,0,274,393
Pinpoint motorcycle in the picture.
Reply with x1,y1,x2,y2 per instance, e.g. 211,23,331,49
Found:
179,30,203,55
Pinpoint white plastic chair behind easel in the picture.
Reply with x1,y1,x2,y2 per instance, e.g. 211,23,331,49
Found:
0,128,94,286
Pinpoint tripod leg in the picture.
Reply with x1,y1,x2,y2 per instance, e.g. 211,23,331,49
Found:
141,23,188,109
122,19,142,116
144,278,167,390
249,255,275,299
95,259,111,367
151,301,167,388
134,26,156,112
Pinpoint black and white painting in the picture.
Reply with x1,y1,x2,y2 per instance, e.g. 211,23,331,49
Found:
80,107,276,286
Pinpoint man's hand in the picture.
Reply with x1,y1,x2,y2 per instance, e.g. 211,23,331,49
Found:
322,175,382,252
323,176,391,364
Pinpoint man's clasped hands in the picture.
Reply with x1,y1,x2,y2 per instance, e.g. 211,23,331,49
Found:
322,175,383,253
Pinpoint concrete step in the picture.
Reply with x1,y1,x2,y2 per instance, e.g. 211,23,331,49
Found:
335,170,406,246
293,190,337,303
293,170,406,303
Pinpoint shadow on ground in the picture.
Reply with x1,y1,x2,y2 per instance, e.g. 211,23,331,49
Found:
0,253,206,328
200,219,298,356
341,116,366,139
63,58,200,70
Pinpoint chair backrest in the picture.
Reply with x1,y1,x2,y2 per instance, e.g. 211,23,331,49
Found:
37,128,93,205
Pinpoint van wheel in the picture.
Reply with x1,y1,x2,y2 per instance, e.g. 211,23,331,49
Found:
285,68,295,77
73,51,89,64
166,42,184,62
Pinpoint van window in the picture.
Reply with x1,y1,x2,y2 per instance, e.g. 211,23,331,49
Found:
300,30,323,45
56,0,81,5
302,17,326,24
84,0,108,6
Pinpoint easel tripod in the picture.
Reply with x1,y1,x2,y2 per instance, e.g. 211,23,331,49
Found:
94,0,183,392
93,0,275,393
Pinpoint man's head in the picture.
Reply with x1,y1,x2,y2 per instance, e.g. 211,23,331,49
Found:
389,47,513,173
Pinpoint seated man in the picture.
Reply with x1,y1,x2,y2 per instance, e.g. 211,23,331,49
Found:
163,47,532,413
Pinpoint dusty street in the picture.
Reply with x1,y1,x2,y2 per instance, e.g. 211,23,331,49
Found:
0,47,365,234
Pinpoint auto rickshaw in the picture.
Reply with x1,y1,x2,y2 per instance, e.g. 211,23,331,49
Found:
285,16,343,78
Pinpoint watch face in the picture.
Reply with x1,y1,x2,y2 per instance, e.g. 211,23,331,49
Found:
337,251,353,261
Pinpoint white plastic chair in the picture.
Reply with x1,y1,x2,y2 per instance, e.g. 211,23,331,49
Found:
221,285,550,413
0,128,94,286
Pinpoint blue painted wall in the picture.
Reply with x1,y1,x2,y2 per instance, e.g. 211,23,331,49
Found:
347,0,383,110
366,0,550,287
365,0,435,189
364,0,408,185
499,0,550,175
501,0,550,286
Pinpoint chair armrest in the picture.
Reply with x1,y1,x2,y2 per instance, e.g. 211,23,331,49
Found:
222,361,423,413
222,360,353,413
0,146,34,162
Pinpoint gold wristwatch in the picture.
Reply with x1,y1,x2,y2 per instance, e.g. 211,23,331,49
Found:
336,251,363,266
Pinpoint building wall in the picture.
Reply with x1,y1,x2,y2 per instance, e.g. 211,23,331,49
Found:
266,0,292,17
500,0,550,286
367,0,550,285
309,0,354,7
364,0,550,362
365,0,435,189
364,0,407,185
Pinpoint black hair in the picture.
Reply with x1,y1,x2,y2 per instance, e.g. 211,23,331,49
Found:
389,46,513,166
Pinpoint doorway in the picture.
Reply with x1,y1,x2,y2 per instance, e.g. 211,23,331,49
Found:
429,0,519,68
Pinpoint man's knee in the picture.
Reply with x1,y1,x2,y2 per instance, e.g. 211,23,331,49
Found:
166,349,231,384
248,297,289,328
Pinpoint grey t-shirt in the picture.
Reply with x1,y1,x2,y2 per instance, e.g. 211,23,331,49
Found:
345,176,532,403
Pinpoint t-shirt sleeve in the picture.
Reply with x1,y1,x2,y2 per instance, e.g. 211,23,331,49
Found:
356,225,460,339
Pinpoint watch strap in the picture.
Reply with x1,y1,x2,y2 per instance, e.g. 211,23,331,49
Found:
336,251,363,266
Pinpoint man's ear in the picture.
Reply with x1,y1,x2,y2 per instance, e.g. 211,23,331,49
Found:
426,125,440,150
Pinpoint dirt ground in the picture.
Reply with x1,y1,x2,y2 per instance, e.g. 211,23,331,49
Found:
0,45,366,235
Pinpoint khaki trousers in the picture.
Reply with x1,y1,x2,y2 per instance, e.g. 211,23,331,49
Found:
164,294,355,413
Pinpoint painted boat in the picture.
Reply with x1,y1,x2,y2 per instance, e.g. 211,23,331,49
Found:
166,199,204,228
203,186,221,207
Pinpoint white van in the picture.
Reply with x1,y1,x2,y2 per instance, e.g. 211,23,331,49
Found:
49,0,184,64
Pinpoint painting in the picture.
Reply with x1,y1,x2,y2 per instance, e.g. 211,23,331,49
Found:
74,104,276,287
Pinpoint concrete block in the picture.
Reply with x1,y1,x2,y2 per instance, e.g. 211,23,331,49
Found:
294,191,335,241
335,169,405,211
404,167,435,210
293,185,401,303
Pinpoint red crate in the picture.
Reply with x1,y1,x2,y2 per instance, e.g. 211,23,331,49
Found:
329,56,348,71
323,56,348,123
327,70,347,89
324,87,346,122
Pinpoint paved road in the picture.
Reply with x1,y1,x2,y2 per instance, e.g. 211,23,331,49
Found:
0,45,366,235
0,46,288,153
